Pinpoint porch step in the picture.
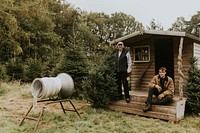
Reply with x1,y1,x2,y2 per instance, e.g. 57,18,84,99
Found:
108,90,186,122
108,101,176,121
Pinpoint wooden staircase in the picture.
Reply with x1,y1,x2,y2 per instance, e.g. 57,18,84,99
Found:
108,90,186,123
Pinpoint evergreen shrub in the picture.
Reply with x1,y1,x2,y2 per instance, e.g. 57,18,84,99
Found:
24,59,43,82
184,57,200,115
5,60,24,81
82,48,118,108
0,65,8,81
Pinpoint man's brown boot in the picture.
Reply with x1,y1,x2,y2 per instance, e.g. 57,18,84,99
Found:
143,104,152,112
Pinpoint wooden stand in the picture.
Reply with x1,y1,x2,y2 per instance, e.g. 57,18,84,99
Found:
19,99,80,131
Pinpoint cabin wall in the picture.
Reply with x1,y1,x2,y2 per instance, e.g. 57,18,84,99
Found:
194,42,200,68
173,38,193,95
130,39,155,91
130,37,194,95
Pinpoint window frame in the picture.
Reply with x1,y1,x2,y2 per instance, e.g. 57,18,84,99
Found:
133,45,150,62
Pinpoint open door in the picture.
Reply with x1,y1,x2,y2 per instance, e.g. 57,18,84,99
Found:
155,38,174,79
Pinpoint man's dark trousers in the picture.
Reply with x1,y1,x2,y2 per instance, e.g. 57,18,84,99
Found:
116,71,129,99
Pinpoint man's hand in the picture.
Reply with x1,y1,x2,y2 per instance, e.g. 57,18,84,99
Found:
158,93,165,100
155,85,162,92
127,67,131,73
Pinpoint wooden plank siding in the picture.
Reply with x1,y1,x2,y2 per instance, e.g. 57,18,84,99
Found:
173,38,193,94
129,37,194,95
194,42,200,68
130,39,155,91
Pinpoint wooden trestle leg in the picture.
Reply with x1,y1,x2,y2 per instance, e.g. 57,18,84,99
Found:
19,99,80,131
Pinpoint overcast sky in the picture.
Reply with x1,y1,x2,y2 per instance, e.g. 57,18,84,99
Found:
65,0,200,30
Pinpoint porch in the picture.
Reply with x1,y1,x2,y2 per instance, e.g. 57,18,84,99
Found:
108,90,186,123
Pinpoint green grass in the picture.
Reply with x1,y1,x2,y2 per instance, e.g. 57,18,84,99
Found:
0,89,5,96
0,86,6,96
0,82,200,133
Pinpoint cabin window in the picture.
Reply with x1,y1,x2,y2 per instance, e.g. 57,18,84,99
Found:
134,46,150,62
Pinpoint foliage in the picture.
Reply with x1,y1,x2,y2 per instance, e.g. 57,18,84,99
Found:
85,12,142,45
170,11,200,37
5,60,24,81
82,46,117,108
53,33,89,99
0,65,8,81
170,17,186,31
23,59,43,82
0,4,22,63
0,0,199,91
184,11,200,36
184,57,200,114
0,0,143,84
146,18,163,30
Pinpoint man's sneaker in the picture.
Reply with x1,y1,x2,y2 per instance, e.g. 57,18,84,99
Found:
143,104,152,112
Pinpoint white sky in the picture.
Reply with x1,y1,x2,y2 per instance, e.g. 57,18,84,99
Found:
65,0,200,30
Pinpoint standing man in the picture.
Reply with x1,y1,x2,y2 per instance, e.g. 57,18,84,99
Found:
143,67,174,112
115,42,132,103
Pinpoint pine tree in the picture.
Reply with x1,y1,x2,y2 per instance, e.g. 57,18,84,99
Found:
82,46,118,108
53,34,88,99
184,57,200,114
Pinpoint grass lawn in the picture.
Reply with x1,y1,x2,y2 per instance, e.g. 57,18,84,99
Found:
0,81,199,133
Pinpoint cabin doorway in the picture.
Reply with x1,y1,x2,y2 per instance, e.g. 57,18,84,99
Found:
155,38,174,79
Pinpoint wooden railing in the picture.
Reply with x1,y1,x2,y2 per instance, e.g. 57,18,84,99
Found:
136,61,153,89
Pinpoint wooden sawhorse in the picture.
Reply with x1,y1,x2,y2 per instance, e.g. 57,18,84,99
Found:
19,99,80,131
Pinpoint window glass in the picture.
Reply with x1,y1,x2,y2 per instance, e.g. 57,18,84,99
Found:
134,46,150,62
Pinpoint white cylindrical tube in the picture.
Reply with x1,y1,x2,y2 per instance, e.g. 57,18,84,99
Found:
57,73,74,99
31,77,62,100
31,73,74,100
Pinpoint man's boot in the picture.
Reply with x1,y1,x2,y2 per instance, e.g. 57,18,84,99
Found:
143,103,152,112
152,98,159,105
126,97,130,103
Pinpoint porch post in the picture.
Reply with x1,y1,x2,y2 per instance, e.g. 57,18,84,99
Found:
177,37,185,100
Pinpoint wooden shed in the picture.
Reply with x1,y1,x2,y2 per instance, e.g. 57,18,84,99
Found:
108,30,200,122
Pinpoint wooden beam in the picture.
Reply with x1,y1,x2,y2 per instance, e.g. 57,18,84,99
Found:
177,37,185,100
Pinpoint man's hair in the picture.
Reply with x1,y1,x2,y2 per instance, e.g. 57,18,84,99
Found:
159,67,167,72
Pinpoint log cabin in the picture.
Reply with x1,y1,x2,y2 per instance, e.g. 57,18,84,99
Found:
108,30,200,123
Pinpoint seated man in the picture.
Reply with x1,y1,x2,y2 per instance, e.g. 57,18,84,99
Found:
143,67,174,112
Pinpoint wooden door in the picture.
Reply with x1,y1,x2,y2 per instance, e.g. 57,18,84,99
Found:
154,38,174,79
